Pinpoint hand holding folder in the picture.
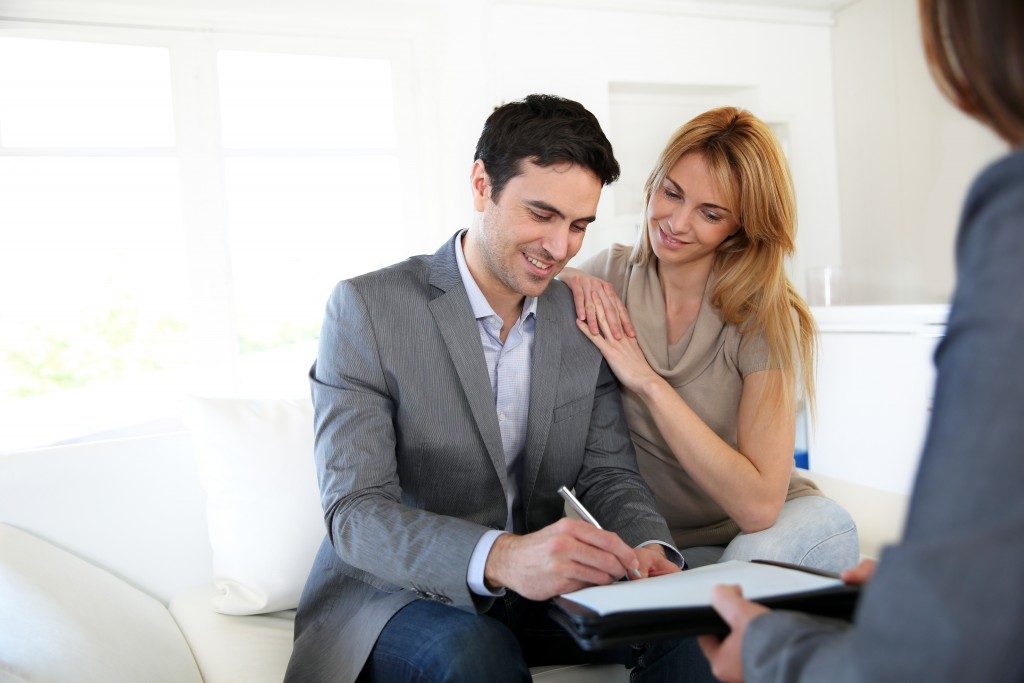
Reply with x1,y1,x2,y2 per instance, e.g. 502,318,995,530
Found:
549,560,860,650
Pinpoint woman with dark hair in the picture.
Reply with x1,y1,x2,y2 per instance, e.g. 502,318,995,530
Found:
561,107,859,573
698,1,1024,680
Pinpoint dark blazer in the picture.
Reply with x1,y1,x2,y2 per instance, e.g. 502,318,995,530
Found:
742,151,1024,681
285,232,674,682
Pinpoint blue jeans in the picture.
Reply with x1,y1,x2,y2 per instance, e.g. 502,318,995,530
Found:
359,591,713,682
683,495,860,572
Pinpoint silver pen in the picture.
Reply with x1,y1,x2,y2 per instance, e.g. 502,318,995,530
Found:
557,485,642,579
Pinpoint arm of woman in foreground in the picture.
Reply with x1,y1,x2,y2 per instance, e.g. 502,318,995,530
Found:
702,154,1024,682
567,271,794,533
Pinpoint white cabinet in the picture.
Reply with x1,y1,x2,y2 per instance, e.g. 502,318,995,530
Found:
806,305,948,495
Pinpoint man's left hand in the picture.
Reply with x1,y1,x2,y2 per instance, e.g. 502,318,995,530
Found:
635,544,680,578
697,585,769,683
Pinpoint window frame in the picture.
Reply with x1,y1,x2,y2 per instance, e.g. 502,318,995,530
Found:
0,13,432,451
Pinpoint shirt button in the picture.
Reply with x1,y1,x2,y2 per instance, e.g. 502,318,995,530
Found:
498,412,506,421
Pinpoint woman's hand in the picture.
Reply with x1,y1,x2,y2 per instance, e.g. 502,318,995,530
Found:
841,558,877,586
576,298,662,396
561,268,635,340
697,585,769,683
697,562,874,682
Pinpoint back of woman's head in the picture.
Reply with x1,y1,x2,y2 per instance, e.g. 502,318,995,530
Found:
919,0,1024,147
632,107,815,412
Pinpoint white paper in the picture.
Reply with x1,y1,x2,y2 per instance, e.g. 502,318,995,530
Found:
560,560,842,616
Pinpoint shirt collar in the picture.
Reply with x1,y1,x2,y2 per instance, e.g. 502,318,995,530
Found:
455,229,537,323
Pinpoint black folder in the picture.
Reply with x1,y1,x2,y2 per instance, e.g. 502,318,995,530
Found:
548,560,860,651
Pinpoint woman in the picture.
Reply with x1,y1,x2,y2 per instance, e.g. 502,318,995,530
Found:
699,1,1024,680
561,107,858,571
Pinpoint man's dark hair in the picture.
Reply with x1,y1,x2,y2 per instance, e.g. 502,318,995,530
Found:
473,94,620,202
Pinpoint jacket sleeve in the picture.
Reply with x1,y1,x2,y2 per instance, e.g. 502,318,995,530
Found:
742,156,1024,682
574,359,677,552
311,280,493,613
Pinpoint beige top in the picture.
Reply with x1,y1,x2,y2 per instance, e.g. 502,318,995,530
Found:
578,244,819,548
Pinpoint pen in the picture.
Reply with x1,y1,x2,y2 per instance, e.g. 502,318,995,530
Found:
557,485,642,579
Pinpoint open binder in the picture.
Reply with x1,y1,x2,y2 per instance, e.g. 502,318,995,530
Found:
549,560,860,651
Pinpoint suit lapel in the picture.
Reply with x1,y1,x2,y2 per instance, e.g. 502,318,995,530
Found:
520,293,562,529
428,234,509,494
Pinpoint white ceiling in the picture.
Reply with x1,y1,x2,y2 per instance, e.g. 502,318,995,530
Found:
499,0,861,24
695,0,855,10
0,0,864,26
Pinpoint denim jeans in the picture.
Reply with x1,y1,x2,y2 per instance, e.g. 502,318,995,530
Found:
359,591,713,682
683,495,860,573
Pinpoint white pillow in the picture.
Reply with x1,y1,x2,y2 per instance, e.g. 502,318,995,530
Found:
0,523,203,683
183,396,325,615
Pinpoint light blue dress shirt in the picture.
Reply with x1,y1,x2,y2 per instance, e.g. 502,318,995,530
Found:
455,236,536,532
455,232,535,596
456,232,680,596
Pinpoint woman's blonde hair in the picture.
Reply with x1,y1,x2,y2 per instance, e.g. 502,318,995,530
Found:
631,106,815,413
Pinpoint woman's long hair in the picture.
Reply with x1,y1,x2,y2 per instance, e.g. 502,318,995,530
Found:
631,107,815,414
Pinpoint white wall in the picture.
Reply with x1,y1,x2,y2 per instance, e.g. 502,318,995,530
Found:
831,0,1007,304
2,0,842,287
10,0,999,306
473,2,843,281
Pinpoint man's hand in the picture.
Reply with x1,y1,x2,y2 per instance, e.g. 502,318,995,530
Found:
635,544,681,578
841,558,877,586
483,518,641,600
697,585,769,683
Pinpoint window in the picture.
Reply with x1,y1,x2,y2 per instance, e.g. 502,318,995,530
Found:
217,50,406,354
0,28,421,453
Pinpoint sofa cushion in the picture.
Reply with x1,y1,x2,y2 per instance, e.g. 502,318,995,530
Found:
170,584,295,683
0,523,203,683
184,396,325,615
170,584,629,683
801,470,909,558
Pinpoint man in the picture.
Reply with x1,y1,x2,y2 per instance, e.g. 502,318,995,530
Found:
285,95,690,683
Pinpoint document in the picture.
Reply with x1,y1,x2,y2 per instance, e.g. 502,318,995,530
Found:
550,560,858,650
560,560,842,616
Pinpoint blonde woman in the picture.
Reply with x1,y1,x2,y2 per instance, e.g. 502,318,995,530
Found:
561,108,858,571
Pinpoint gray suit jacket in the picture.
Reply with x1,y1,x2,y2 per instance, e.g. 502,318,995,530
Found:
285,233,674,683
742,151,1024,681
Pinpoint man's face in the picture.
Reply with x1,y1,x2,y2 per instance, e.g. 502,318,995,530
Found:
467,159,601,303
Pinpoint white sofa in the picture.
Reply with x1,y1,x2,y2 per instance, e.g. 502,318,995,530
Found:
0,397,910,683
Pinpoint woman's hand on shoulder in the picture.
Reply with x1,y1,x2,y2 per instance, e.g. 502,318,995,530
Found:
576,297,663,397
561,267,635,340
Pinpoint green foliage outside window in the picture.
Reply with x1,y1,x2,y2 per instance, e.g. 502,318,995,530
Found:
3,306,189,398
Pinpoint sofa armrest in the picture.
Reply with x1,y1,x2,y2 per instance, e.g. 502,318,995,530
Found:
0,523,203,683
